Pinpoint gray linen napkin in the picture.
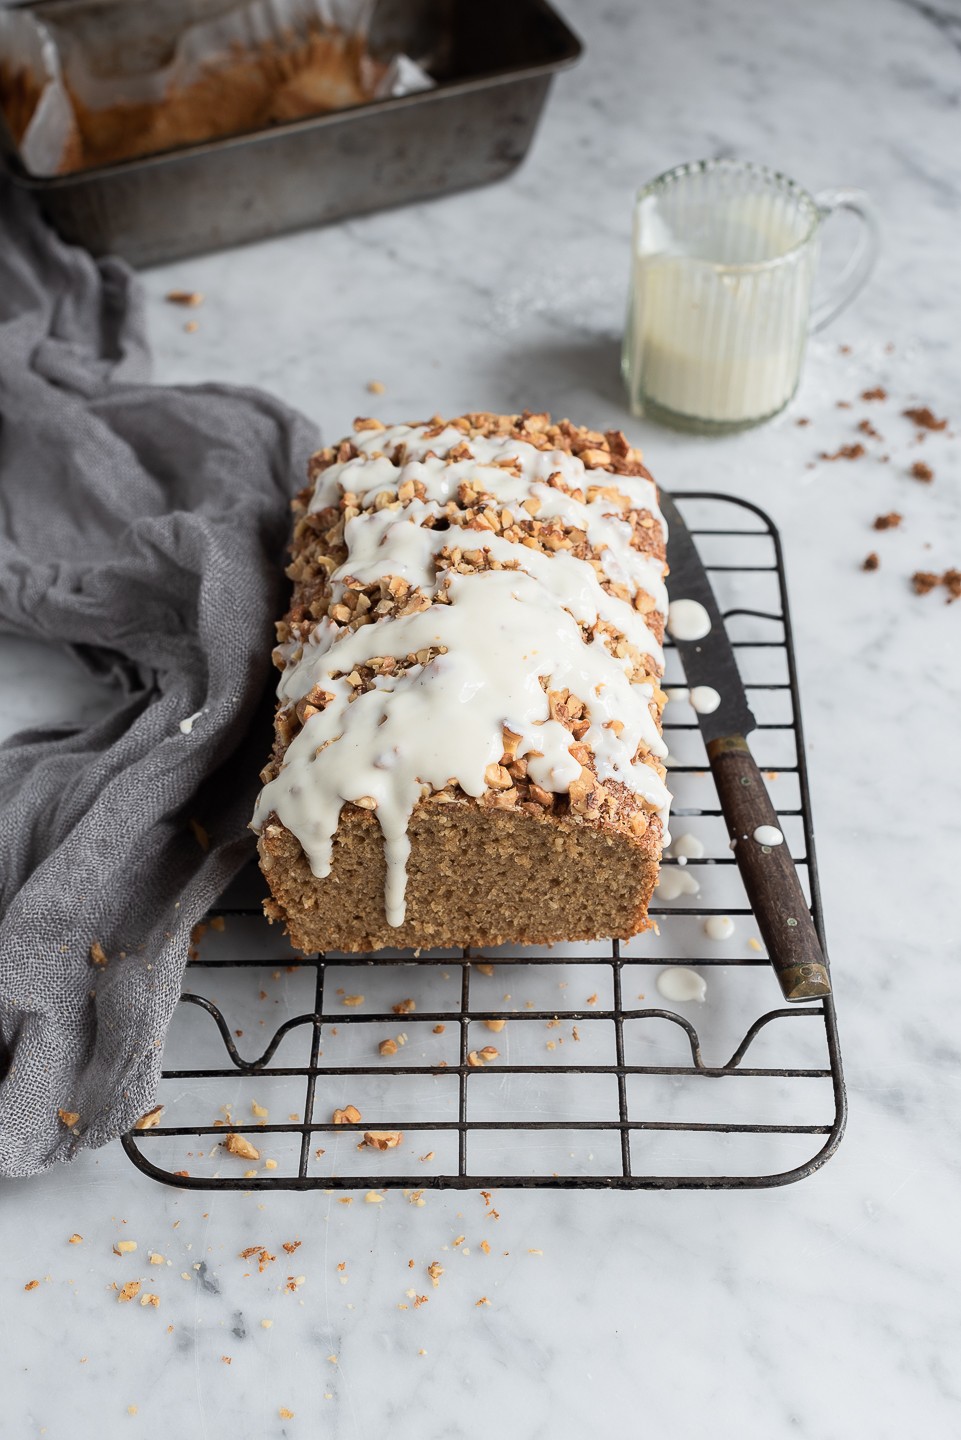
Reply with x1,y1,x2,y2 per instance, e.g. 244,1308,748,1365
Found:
0,179,318,1176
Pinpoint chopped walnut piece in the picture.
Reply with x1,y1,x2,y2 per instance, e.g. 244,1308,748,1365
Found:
427,1261,444,1287
134,1106,164,1130
468,1046,500,1067
342,995,365,1006
483,1018,507,1033
58,1109,80,1128
332,1105,362,1125
393,999,416,1014
861,386,887,401
141,1293,160,1308
945,569,961,602
432,1024,445,1034
115,1240,138,1255
117,1280,141,1304
903,406,947,431
68,1234,83,1245
24,1280,39,1291
363,1130,403,1150
912,570,941,595
282,1241,302,1255
89,941,108,968
911,460,934,482
223,1132,260,1161
165,290,204,307
873,512,902,530
862,553,880,572
378,1038,399,1056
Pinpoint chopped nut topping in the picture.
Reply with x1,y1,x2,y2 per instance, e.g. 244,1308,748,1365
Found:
427,1261,444,1287
393,998,416,1014
115,1240,138,1255
467,1046,500,1067
432,1024,445,1034
141,1293,160,1308
873,512,902,530
332,1105,362,1125
862,552,880,571
223,1133,260,1161
483,1018,507,1032
363,1130,403,1150
117,1280,141,1304
378,1038,399,1056
58,1109,80,1128
68,1234,83,1245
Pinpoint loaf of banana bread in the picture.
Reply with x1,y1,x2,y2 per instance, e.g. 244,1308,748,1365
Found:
252,411,670,953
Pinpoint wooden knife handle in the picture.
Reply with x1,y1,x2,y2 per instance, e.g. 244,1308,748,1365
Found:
706,735,831,1003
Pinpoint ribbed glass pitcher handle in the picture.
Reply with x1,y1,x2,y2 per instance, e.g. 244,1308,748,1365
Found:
809,188,881,333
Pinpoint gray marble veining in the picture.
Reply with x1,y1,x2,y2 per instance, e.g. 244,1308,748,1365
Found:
1,0,960,1435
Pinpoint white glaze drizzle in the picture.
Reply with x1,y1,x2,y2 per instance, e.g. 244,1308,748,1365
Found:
672,831,705,860
753,824,784,847
656,967,707,1004
253,422,671,927
689,685,721,714
667,598,712,641
704,915,735,941
655,867,700,900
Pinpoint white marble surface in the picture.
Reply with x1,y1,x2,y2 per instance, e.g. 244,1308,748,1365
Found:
3,0,961,1435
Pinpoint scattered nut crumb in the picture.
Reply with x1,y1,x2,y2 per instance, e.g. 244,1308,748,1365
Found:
467,1046,499,1067
862,552,880,571
858,418,881,439
251,1102,269,1119
483,1018,507,1033
795,417,810,427
115,1240,138,1255
134,1106,164,1130
58,1109,80,1128
419,1151,434,1162
184,320,199,334
282,1241,302,1255
261,1319,273,1329
223,1133,260,1161
476,1296,491,1307
332,1106,362,1125
141,1293,160,1308
89,941,108,968
427,1261,444,1287
378,1038,398,1056
364,1191,384,1203
903,406,947,431
912,570,941,595
861,386,887,401
24,1279,40,1291
474,963,495,977
279,1408,295,1419
366,380,385,394
432,1024,445,1034
117,1281,141,1303
873,512,902,530
480,1240,491,1255
911,460,934,483
264,1159,278,1171
148,1253,164,1266
820,443,865,462
342,995,365,1007
393,998,416,1014
68,1234,83,1245
364,1130,403,1150
165,290,204,307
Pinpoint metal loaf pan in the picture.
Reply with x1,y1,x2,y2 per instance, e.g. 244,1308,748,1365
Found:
0,0,582,266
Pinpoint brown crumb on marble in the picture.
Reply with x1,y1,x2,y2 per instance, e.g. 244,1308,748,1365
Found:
946,569,961,602
184,320,199,334
836,400,852,410
862,553,880,572
117,1280,141,1303
912,570,941,595
858,418,881,439
861,387,887,402
24,1279,40,1291
873,512,902,530
795,417,810,427
166,290,204,307
903,406,947,431
910,460,934,483
366,380,385,394
820,443,865,462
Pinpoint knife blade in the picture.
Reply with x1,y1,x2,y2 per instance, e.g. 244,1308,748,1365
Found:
659,490,831,1003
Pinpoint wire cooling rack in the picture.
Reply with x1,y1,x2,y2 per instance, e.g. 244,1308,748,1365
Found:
123,493,845,1192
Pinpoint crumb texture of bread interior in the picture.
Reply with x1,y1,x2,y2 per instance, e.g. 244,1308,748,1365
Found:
255,411,669,953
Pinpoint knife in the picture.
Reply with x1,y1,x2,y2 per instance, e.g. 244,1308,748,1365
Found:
658,490,831,1003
